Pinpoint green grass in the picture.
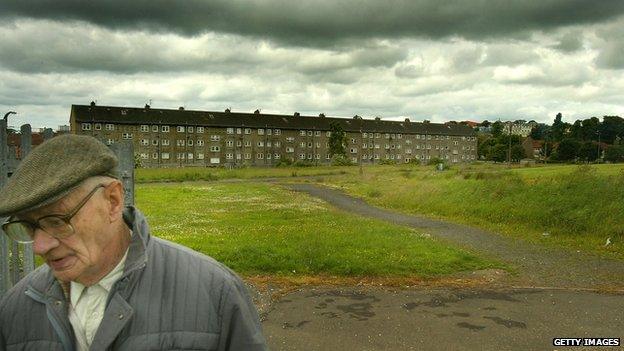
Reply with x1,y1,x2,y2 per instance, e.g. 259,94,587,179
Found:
321,163,624,259
135,182,500,277
135,166,359,183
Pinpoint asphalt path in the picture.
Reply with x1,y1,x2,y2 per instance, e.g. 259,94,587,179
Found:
258,183,624,350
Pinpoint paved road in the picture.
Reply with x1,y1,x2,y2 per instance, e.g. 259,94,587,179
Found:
263,287,623,351
284,183,624,290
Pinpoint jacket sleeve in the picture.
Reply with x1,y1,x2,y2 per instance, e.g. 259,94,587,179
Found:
217,278,268,351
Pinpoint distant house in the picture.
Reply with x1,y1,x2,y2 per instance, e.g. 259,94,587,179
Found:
522,137,544,159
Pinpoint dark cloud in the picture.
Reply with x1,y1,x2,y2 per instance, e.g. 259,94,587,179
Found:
551,31,584,52
594,24,624,69
1,0,623,45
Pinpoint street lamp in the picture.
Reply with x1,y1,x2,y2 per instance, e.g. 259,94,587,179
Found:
596,130,601,162
3,111,16,123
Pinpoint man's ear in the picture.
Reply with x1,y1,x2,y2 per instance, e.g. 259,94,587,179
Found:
105,181,125,222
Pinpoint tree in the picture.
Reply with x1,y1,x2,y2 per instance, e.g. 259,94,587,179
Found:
510,145,526,162
552,138,580,161
477,135,496,160
604,145,624,163
577,141,599,162
551,112,569,142
328,121,346,158
491,121,503,137
600,116,624,144
489,144,508,162
530,123,550,140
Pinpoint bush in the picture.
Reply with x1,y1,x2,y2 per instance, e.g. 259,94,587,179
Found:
331,155,354,166
275,158,293,167
427,157,446,166
378,159,396,165
293,160,315,167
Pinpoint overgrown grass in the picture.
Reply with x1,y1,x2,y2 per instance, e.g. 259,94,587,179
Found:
135,182,500,277
322,163,624,259
135,166,358,183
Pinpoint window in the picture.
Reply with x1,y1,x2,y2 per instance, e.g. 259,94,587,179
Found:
266,141,271,147
385,133,390,139
258,129,264,135
244,128,251,135
307,154,313,160
326,154,331,160
307,142,313,148
152,125,159,132
94,123,102,130
81,123,91,131
140,139,149,146
375,133,380,138
187,140,193,146
300,130,306,136
226,140,234,147
275,129,281,135
187,153,194,160
299,153,305,159
152,153,158,159
244,141,251,147
350,148,358,154
177,126,185,133
286,137,294,142
267,129,272,136
236,141,242,147
236,128,242,134
162,126,170,132
274,154,281,159
326,131,331,137
161,139,170,146
197,140,204,146
416,135,420,140
106,139,114,145
274,141,281,147
398,134,402,139
236,153,242,160
316,154,321,159
210,158,220,164
363,132,368,138
161,153,170,160
286,147,294,153
177,140,185,146
226,153,233,160
245,153,251,160
197,153,204,160
105,124,114,131
315,131,321,137
140,125,149,132
227,128,234,134
177,153,185,159
351,138,356,143
257,141,264,147
210,135,220,141
188,126,195,133
300,142,306,147
210,146,220,152
307,131,313,137
122,133,132,140
152,139,159,146
385,144,390,149
316,142,320,148
257,153,264,159
375,144,380,149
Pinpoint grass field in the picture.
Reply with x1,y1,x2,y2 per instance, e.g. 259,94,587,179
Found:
135,182,500,278
318,163,624,259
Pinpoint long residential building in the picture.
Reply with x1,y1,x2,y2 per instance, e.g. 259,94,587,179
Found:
70,103,477,167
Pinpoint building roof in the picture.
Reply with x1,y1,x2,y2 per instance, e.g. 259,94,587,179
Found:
71,104,475,136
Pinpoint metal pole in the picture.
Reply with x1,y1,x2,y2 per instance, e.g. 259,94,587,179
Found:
0,119,9,295
110,141,135,206
20,124,35,277
507,123,512,167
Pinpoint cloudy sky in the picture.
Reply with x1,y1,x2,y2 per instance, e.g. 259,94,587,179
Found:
1,0,623,129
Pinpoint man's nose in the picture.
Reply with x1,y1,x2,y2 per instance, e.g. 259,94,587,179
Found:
32,228,60,255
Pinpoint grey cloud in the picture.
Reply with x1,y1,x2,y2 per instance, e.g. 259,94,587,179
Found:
595,23,624,69
482,44,540,66
1,0,624,45
551,31,584,52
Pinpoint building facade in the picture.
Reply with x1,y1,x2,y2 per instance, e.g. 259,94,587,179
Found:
70,104,477,167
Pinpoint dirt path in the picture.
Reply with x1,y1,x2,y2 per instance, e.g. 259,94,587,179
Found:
284,183,624,290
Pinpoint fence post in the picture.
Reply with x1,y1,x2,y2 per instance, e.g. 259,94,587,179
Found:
20,125,35,277
0,119,9,295
110,141,135,206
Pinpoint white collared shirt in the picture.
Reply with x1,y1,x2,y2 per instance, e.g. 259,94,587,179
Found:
68,249,128,351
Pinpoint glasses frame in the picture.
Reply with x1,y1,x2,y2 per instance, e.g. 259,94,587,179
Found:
1,184,106,244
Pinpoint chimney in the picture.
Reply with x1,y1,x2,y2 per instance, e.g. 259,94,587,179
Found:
90,101,96,107
294,112,300,117
179,106,185,110
254,109,260,114
319,113,326,118
225,108,231,113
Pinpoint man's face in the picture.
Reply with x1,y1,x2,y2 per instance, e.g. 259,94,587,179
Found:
18,184,118,285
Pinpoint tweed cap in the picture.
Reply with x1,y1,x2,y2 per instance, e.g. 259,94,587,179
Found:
0,134,118,217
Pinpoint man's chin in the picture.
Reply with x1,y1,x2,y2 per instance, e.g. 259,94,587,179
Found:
47,256,79,280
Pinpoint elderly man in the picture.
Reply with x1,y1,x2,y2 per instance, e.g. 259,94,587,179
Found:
0,135,267,350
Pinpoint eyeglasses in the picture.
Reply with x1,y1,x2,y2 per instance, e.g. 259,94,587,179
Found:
1,184,105,244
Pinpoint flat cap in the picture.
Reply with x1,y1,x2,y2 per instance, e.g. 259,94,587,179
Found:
0,134,118,217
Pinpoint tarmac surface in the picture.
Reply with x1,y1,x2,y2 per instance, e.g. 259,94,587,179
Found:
262,287,623,351
256,183,624,350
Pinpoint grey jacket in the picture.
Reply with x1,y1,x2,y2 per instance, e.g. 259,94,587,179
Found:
0,207,268,351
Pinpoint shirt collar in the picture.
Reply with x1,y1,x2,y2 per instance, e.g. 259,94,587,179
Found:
70,247,130,306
